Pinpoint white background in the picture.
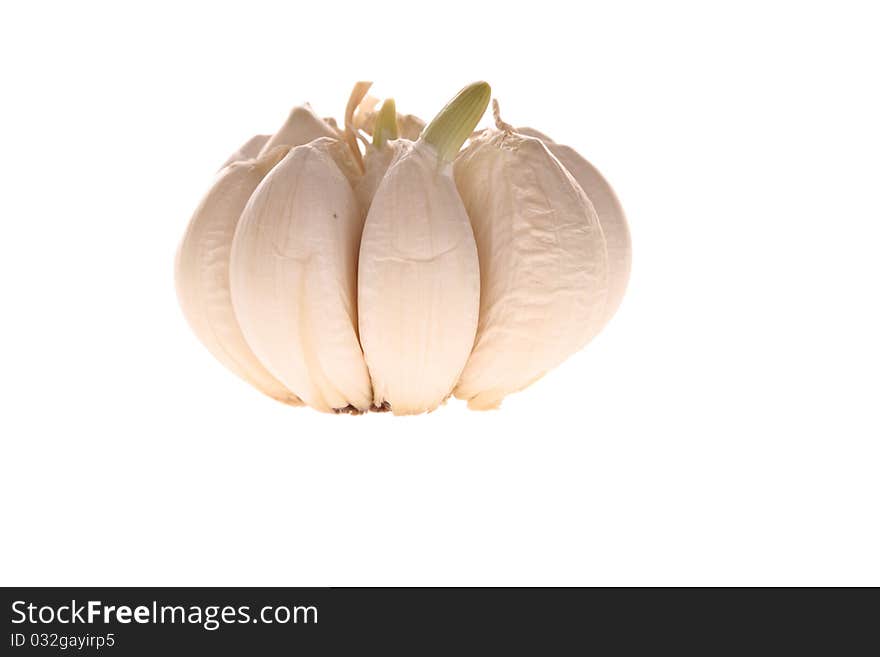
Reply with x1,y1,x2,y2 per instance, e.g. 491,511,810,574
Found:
1,1,878,586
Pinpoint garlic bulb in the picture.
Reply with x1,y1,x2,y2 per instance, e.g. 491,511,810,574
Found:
175,146,302,406
357,82,490,414
517,126,631,326
452,103,610,410
177,82,630,414
230,138,372,413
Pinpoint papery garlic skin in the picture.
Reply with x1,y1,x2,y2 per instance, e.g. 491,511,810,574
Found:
175,147,302,406
352,93,425,142
258,104,339,157
453,130,610,410
220,134,270,170
230,139,372,413
517,127,631,326
358,140,480,415
397,114,426,141
356,110,425,142
355,98,404,211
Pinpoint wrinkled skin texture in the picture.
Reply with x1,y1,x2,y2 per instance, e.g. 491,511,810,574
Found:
358,140,480,415
517,127,631,326
453,130,610,410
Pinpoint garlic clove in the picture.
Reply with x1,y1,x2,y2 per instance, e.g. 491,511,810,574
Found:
358,142,479,415
175,147,302,406
258,104,339,157
219,134,271,170
517,126,631,326
452,115,610,410
357,82,489,415
230,138,372,413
